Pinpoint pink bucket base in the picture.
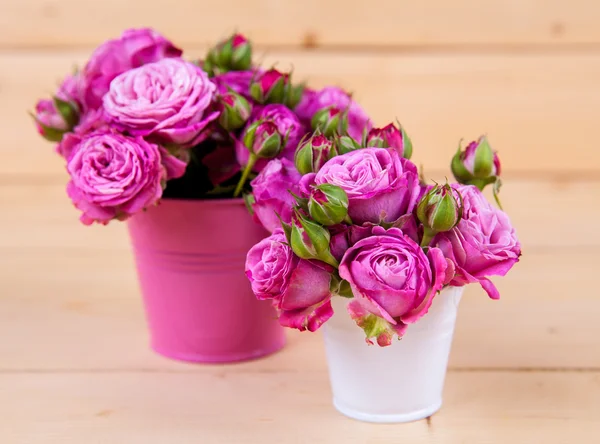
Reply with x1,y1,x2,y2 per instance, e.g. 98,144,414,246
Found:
150,340,285,364
128,198,286,364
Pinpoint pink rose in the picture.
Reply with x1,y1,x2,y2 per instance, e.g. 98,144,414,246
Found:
250,158,302,233
245,230,334,332
295,86,372,140
103,58,219,148
434,185,521,299
313,148,420,225
65,131,166,225
339,226,449,345
80,28,182,110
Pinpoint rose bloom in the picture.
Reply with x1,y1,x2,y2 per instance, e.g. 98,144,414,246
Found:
433,184,521,299
236,104,306,170
79,28,182,110
312,148,420,225
245,230,334,332
65,131,166,225
339,226,449,345
103,58,219,147
250,158,302,233
295,86,372,140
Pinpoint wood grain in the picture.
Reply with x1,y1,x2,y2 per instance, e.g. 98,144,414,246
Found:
1,371,599,443
3,51,600,177
1,0,599,49
0,251,598,370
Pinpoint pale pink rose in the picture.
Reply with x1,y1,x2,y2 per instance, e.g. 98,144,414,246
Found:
103,58,219,148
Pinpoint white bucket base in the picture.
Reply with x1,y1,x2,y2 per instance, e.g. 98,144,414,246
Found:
323,287,463,424
333,398,442,423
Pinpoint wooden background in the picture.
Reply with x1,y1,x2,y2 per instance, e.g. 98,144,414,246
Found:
1,1,599,442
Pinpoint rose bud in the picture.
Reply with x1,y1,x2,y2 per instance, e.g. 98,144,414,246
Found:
311,107,348,137
32,96,80,142
451,135,500,189
366,122,413,159
217,90,252,131
333,134,362,154
250,69,290,104
243,120,283,159
290,209,339,268
295,132,337,175
205,33,252,74
285,83,305,110
417,183,463,246
308,184,349,226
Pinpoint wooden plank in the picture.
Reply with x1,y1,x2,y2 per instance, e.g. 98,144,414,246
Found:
2,51,600,177
0,193,598,369
1,180,598,252
1,372,599,442
1,0,599,48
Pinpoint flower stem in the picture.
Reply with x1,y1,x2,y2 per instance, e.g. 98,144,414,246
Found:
233,155,257,197
420,228,436,248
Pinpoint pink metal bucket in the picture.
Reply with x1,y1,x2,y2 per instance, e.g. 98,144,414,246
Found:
127,198,286,363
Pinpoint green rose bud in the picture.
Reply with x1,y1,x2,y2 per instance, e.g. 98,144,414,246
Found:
286,83,305,110
308,184,349,226
417,183,463,246
218,90,252,131
295,132,337,175
205,33,252,75
311,107,348,137
250,69,290,104
290,210,339,268
243,120,283,159
333,134,362,155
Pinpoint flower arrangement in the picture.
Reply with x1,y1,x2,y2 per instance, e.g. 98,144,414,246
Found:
31,28,521,349
245,122,522,346
31,28,363,223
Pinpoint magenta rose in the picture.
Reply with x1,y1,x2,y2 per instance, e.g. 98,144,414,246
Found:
65,131,166,225
80,28,182,110
212,69,262,100
339,226,449,345
433,185,521,299
250,158,302,233
295,86,372,140
103,58,219,148
312,148,420,225
245,230,334,332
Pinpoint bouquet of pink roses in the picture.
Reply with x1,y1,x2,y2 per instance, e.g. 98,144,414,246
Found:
245,126,522,345
31,28,374,224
